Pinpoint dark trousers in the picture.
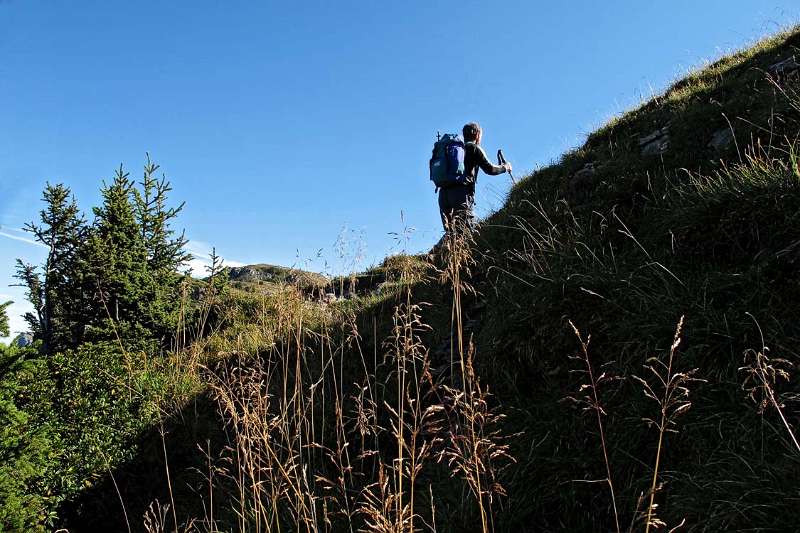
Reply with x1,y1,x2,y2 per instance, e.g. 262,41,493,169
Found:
438,185,475,232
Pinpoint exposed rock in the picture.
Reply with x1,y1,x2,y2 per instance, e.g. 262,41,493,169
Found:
639,126,670,156
227,265,282,283
769,55,800,78
708,127,735,151
15,333,33,348
574,162,596,180
227,264,328,290
567,163,597,203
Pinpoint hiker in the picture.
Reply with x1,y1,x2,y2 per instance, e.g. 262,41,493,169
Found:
435,122,512,232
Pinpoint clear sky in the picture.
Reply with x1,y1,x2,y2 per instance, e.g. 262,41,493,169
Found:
1,1,799,340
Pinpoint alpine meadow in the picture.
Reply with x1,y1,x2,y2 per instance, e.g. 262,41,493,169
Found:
3,11,800,533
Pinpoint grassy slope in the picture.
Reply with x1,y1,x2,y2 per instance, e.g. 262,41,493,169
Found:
463,27,800,531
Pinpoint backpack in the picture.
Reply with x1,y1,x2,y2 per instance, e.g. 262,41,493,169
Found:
429,133,467,188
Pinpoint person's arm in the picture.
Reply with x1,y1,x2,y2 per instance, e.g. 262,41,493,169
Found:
475,145,511,176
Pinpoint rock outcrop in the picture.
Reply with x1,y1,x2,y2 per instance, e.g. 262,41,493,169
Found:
708,127,735,152
639,125,670,156
769,55,800,79
567,162,598,204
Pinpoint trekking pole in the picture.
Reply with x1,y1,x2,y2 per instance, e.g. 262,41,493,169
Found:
497,149,516,184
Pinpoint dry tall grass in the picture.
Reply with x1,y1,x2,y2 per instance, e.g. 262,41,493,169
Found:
141,222,514,532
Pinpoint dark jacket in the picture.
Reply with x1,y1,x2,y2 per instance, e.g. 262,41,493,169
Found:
462,142,507,193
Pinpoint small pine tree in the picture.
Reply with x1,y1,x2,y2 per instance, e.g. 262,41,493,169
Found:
15,184,87,354
134,154,191,273
132,155,192,343
83,167,151,345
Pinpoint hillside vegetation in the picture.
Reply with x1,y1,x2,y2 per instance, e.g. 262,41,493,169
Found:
3,26,800,533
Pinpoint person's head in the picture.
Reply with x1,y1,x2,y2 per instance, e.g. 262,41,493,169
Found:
462,122,482,144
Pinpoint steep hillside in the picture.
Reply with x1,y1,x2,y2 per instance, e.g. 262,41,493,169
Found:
59,27,800,533
459,27,800,531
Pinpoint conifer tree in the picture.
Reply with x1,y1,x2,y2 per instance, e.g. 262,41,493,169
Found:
132,155,192,342
16,159,191,352
134,154,191,273
83,167,150,344
15,184,87,353
14,262,43,340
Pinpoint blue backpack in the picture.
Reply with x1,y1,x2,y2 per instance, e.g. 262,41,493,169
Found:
429,133,467,188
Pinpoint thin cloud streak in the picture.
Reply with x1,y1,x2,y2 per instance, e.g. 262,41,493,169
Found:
0,228,46,248
183,239,245,278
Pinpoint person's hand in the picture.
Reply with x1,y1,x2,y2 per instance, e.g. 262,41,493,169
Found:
503,162,513,173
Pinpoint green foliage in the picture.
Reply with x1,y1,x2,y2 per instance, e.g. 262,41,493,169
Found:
0,339,178,530
81,160,193,350
0,300,158,530
0,341,58,531
1,157,195,530
83,169,152,348
0,301,10,338
132,155,192,341
50,343,151,493
134,155,191,273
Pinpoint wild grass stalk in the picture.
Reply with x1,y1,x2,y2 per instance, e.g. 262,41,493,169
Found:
632,317,701,533
143,500,171,533
436,341,512,533
438,219,513,533
740,315,800,454
567,322,620,533
159,423,180,532
440,218,476,388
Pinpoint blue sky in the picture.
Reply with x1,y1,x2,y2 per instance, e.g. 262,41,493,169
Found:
1,1,799,340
